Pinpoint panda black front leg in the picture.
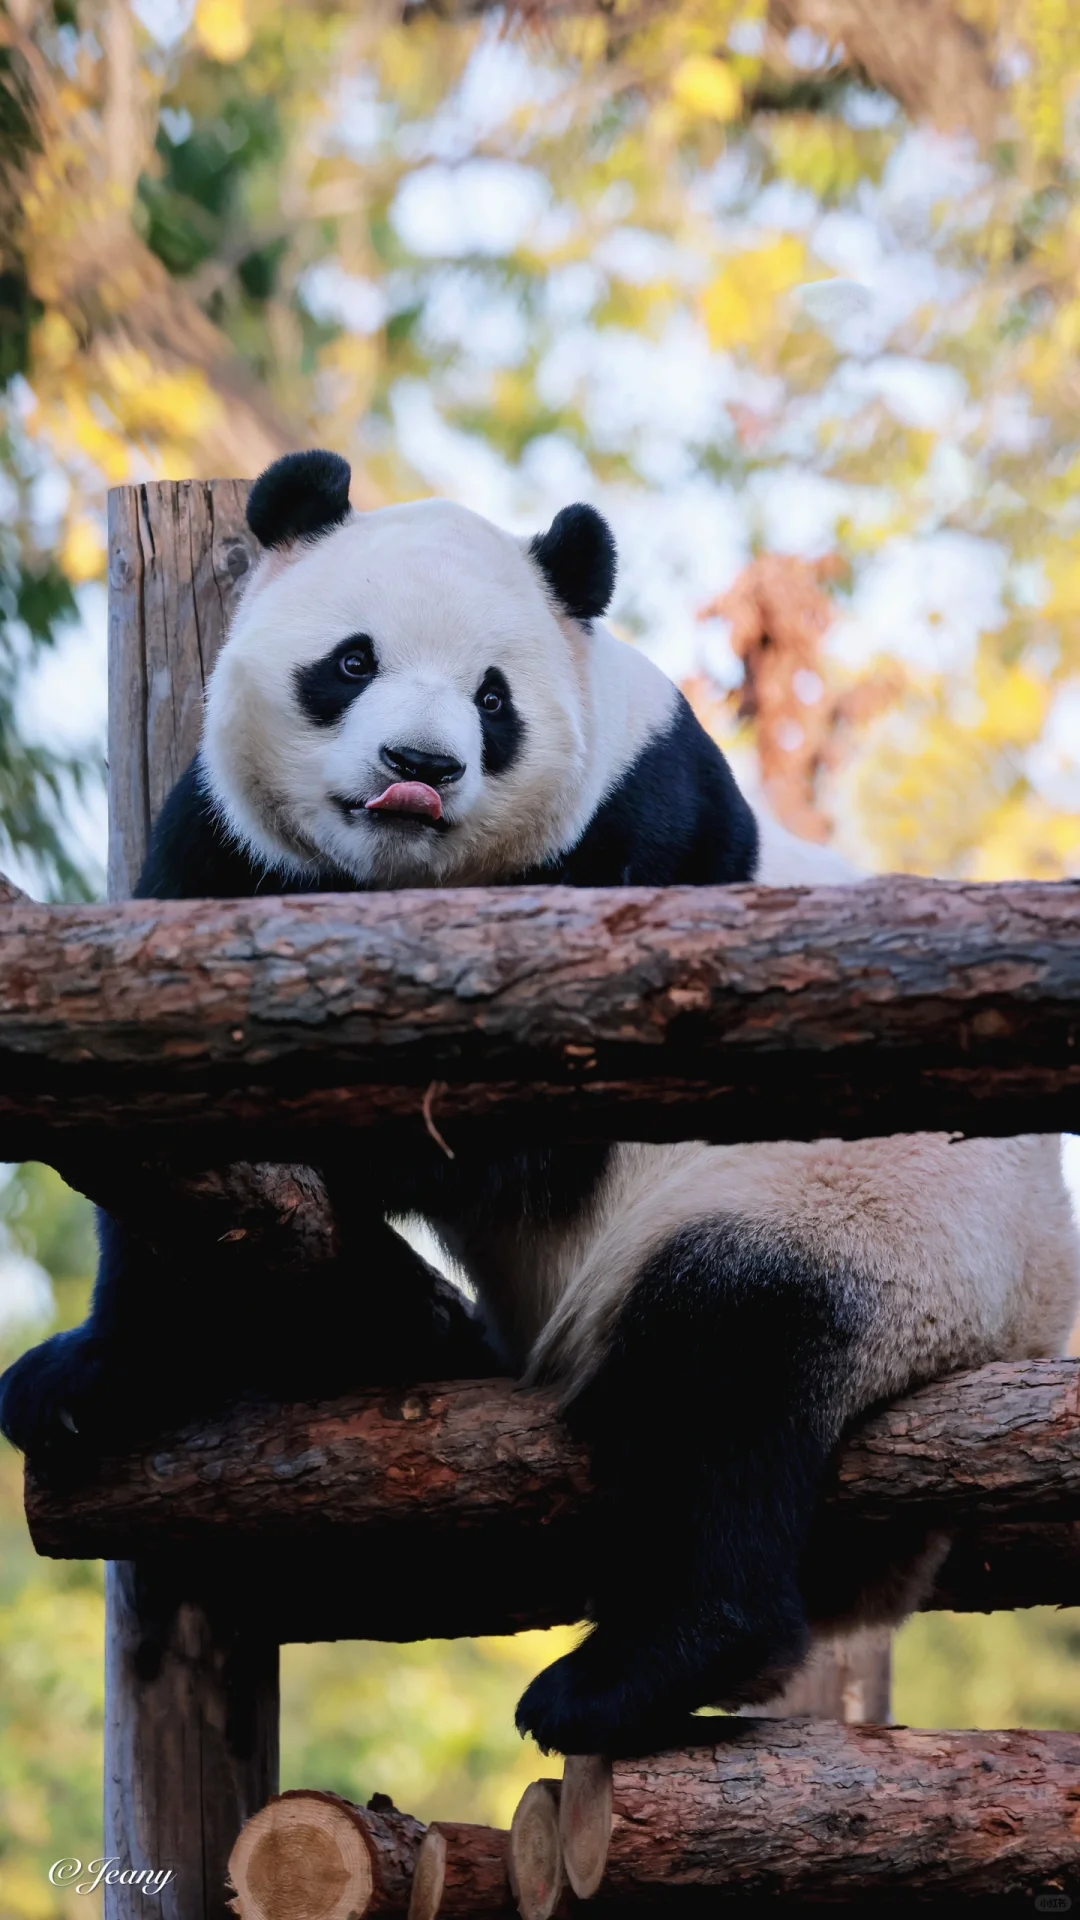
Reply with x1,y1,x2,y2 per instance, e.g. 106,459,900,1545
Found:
0,1204,495,1465
514,1223,863,1755
0,1211,200,1462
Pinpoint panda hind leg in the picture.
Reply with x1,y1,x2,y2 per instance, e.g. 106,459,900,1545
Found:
515,1225,860,1755
515,1449,815,1755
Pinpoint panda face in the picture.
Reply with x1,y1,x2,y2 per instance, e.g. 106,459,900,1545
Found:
203,495,604,887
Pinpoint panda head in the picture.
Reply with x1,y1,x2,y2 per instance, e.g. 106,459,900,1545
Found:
202,450,618,887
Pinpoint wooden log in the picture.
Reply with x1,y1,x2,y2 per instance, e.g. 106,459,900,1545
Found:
408,1823,512,1920
70,1156,337,1269
105,1562,278,1920
1,877,1080,1160
107,479,255,900
508,1781,563,1920
227,1790,424,1920
560,1724,1080,1901
558,1754,610,1900
30,1362,1080,1550
745,1626,893,1723
928,1520,1080,1612
104,475,280,1920
26,1363,1080,1639
0,868,29,904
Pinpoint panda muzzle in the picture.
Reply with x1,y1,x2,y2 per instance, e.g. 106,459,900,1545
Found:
365,781,444,822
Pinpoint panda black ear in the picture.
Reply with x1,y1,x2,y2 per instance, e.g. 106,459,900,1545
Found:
529,504,617,623
246,450,352,550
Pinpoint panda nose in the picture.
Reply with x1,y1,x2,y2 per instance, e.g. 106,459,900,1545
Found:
380,744,466,787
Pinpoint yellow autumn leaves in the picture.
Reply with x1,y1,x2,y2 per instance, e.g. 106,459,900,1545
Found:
195,0,253,65
701,235,809,351
670,54,742,122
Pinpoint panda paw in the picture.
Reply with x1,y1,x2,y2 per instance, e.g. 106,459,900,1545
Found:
0,1326,117,1463
516,1629,711,1757
516,1637,648,1756
516,1609,811,1755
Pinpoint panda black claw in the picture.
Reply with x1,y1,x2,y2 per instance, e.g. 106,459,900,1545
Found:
0,1326,115,1460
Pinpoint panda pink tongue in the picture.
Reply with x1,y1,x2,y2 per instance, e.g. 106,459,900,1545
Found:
365,781,444,821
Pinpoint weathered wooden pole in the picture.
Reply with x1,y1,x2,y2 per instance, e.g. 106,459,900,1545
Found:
104,479,279,1920
747,1625,892,1723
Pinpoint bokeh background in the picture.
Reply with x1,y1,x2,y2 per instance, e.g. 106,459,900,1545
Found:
3,0,1080,1912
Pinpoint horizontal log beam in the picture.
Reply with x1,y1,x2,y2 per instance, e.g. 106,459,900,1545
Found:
559,1726,1080,1901
1,878,1079,1157
26,1363,1080,1638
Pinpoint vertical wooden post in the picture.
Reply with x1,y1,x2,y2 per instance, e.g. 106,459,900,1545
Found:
105,480,278,1920
750,1629,892,1724
107,479,254,895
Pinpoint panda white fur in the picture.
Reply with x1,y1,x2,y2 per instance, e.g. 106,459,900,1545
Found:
2,451,1077,1757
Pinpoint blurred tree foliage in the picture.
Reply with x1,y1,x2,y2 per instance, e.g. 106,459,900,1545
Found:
2,0,1080,876
1,0,1080,1911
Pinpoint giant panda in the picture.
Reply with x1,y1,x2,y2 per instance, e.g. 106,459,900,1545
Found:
2,450,1077,1756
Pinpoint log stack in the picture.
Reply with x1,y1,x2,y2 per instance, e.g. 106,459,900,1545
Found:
229,1723,1080,1914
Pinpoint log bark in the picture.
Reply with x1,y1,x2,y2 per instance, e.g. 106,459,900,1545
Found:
27,1363,1080,1638
227,1791,424,1920
0,868,29,904
1,878,1080,1160
104,1562,278,1920
107,480,256,900
104,473,282,1920
407,1822,512,1920
560,1724,1080,1901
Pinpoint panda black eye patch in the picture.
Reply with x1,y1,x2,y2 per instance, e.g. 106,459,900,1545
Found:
294,635,378,726
475,667,524,775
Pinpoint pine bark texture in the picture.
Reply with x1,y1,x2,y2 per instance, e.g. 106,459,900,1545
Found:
2,879,1080,1160
407,1822,512,1920
27,1363,1080,1637
103,477,282,1920
104,1563,278,1920
575,1724,1080,1901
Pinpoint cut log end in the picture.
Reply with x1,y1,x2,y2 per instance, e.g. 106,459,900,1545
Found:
228,1794,372,1920
408,1828,447,1920
409,1820,512,1919
559,1754,612,1899
509,1780,563,1920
